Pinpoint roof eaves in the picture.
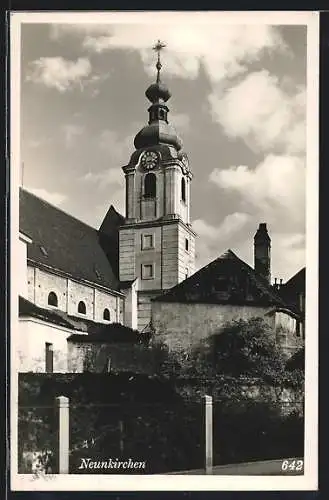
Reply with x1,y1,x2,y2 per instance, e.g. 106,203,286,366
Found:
27,259,124,297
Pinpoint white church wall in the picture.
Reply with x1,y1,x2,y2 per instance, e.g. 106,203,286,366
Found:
67,280,94,319
18,318,87,373
34,267,67,311
151,302,274,352
94,288,119,323
27,264,123,324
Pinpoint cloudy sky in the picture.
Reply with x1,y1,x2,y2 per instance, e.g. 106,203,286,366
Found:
19,14,309,282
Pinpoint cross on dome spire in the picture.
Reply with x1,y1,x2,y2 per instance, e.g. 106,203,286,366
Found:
152,39,166,83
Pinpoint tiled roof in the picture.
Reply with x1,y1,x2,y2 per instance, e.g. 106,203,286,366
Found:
20,189,124,291
98,204,126,279
19,296,76,330
19,296,147,342
154,249,289,308
277,267,305,316
283,267,305,291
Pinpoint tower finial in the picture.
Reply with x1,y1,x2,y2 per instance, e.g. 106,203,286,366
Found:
152,39,166,83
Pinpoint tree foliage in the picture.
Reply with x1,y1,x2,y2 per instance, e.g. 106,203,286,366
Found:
153,317,304,405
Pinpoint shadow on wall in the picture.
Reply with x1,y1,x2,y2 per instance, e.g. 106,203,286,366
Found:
67,322,154,374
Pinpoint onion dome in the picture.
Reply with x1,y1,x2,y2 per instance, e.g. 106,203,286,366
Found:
133,40,183,152
134,121,183,150
145,81,171,103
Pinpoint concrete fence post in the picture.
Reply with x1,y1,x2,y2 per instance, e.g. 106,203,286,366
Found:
55,395,69,474
203,394,213,474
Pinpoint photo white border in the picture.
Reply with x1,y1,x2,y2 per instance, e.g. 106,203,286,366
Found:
10,10,319,491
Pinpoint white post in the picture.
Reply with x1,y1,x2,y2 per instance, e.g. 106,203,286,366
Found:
56,395,69,474
203,394,213,474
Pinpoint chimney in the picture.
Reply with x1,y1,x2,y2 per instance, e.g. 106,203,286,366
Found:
254,223,271,284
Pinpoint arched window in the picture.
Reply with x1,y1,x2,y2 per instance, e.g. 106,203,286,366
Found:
48,291,58,307
78,301,86,315
144,173,156,198
181,177,186,203
103,308,110,321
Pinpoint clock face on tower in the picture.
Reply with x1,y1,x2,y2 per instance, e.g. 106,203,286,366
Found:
141,151,159,170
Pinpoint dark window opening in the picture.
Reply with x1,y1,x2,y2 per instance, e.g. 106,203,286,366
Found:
103,308,110,321
78,301,86,314
185,238,189,251
159,109,165,120
144,173,156,198
45,343,53,373
48,291,58,307
181,177,186,202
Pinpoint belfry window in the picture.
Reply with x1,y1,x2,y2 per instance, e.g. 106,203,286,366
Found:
78,301,86,315
144,173,156,198
181,177,186,203
48,292,58,307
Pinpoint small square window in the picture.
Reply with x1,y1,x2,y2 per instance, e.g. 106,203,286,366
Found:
142,234,154,250
142,264,154,280
185,238,189,251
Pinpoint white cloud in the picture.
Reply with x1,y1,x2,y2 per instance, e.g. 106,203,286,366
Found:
97,128,135,164
80,189,125,228
192,212,251,271
169,113,190,133
192,215,305,282
26,187,67,207
209,70,305,153
62,124,85,147
210,154,305,229
49,23,286,83
193,212,250,240
236,230,305,282
82,168,124,188
26,57,92,92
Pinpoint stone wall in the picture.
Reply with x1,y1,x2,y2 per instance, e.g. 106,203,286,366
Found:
151,302,275,352
152,301,303,357
67,341,156,374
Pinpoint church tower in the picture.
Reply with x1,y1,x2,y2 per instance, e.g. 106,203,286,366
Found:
119,41,196,331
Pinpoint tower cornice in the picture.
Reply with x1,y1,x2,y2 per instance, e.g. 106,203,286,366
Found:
120,217,197,237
